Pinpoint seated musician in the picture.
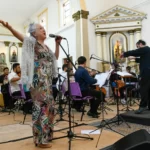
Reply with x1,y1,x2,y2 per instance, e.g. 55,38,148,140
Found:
0,67,10,110
74,56,104,118
109,62,122,99
8,63,32,108
119,66,137,103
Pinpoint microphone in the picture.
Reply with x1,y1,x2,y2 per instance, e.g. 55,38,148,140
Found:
90,54,93,60
75,61,78,66
49,34,66,40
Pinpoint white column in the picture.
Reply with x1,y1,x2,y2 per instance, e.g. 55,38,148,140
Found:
135,28,142,45
102,32,107,61
128,30,134,50
72,10,90,66
96,32,103,72
96,32,102,58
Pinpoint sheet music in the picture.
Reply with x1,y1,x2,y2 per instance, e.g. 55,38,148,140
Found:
117,71,133,77
94,69,114,87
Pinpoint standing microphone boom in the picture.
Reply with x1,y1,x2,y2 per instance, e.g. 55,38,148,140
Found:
49,34,66,40
90,54,93,60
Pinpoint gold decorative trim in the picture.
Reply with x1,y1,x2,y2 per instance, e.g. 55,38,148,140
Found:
101,32,107,35
128,30,134,34
81,10,89,19
72,11,80,21
135,28,141,32
4,41,10,47
18,43,23,47
95,31,102,35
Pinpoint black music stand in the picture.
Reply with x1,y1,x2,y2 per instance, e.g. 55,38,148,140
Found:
120,75,134,111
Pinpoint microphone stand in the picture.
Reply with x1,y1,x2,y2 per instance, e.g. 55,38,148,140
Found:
52,43,93,150
54,70,77,125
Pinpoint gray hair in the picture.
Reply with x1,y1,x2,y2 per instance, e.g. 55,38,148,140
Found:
28,23,38,36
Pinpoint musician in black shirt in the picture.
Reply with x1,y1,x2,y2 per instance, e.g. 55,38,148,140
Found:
0,67,10,110
122,40,150,114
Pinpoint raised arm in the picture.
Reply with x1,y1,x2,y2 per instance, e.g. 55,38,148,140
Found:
0,20,24,42
123,47,148,57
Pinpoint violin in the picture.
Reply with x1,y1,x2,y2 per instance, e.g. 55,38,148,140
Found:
115,80,125,89
95,85,106,95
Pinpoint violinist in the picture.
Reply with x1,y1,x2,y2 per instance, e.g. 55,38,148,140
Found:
109,62,123,101
74,56,104,118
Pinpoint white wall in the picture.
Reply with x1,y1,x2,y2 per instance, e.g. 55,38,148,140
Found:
134,1,150,45
25,0,76,71
45,24,76,72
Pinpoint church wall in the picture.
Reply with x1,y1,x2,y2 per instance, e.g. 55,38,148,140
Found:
0,25,24,71
85,0,150,69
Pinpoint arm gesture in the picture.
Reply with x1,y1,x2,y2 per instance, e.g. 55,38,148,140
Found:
0,20,24,42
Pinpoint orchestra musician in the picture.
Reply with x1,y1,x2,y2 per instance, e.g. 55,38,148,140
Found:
119,66,137,104
74,56,104,118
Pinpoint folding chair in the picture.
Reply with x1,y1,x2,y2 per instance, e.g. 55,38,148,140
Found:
70,82,93,121
9,84,32,124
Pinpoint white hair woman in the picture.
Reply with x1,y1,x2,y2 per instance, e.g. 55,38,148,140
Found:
0,20,61,148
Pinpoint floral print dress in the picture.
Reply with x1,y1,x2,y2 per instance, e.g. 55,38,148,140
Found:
31,42,55,145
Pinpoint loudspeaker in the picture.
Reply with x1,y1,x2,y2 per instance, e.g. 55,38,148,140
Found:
101,129,150,150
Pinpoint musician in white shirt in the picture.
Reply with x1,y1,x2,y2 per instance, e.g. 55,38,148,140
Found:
8,63,21,96
56,64,68,92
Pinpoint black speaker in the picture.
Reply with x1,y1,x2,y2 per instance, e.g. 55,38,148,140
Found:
101,129,150,150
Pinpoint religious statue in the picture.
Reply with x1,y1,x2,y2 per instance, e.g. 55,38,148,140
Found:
11,50,17,62
114,40,122,62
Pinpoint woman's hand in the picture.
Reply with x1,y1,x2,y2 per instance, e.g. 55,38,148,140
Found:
0,20,24,42
0,20,12,29
55,37,62,59
55,37,62,45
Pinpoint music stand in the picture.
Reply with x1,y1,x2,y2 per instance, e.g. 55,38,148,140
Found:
120,75,134,111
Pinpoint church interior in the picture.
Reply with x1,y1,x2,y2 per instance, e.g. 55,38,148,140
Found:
0,0,150,150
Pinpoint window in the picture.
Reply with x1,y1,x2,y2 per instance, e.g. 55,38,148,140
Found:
38,8,48,32
63,0,71,25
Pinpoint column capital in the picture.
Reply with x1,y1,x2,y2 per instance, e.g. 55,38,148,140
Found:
4,41,10,47
72,11,80,22
72,10,89,21
95,31,102,35
134,28,141,32
81,10,89,19
101,32,107,36
128,30,134,34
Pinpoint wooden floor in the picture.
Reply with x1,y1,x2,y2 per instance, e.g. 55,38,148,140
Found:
0,102,139,150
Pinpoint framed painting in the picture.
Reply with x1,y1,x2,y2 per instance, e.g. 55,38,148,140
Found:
109,32,127,63
9,44,18,62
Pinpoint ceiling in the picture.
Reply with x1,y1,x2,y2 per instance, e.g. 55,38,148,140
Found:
0,0,50,26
